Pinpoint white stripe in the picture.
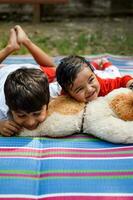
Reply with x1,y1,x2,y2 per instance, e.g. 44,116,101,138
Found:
0,193,133,198
0,156,133,160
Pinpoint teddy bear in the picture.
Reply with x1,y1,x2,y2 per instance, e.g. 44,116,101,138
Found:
20,88,133,144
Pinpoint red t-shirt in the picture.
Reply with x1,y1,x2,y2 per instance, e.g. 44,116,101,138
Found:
40,65,132,98
97,75,132,96
40,66,56,83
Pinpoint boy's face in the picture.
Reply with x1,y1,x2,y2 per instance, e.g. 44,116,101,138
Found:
68,66,100,103
11,105,47,130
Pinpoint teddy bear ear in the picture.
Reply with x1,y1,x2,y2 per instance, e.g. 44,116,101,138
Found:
110,93,133,121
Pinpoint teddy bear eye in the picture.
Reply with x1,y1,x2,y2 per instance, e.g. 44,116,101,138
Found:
129,83,133,90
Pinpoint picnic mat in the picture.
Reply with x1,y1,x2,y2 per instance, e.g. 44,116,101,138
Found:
0,54,133,200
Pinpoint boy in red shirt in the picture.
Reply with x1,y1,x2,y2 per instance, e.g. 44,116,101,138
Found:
56,55,133,103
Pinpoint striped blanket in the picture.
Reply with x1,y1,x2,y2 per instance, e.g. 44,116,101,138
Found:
0,54,133,200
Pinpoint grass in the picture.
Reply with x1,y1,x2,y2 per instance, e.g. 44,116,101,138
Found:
0,18,133,56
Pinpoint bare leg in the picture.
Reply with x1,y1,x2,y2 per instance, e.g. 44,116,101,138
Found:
15,25,55,68
0,28,20,63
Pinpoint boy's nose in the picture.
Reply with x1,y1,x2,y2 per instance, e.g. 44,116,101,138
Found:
26,117,36,126
86,85,93,93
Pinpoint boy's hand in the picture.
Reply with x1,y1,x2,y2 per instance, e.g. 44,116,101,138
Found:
0,120,22,136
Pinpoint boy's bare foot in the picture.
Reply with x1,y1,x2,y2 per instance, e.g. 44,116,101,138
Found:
93,58,110,70
15,25,29,46
7,28,20,53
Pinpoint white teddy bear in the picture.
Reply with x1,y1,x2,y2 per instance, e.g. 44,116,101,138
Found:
20,88,133,144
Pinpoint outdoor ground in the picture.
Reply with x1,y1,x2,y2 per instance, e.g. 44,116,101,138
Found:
0,17,132,56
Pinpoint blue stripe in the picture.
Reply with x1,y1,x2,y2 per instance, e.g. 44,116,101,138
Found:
0,179,38,195
0,178,133,195
120,69,133,74
0,136,132,149
3,56,37,65
3,55,133,66
0,158,133,172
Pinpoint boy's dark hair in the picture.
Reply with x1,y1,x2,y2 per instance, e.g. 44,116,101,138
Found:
4,68,50,113
56,55,94,92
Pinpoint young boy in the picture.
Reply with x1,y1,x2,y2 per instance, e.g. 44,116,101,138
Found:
0,67,49,136
56,55,133,103
0,25,56,136
49,57,123,98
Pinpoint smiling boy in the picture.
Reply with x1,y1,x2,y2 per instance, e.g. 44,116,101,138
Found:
0,67,49,136
56,55,133,103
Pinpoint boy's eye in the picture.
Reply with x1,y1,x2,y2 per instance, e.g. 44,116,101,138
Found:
75,87,84,94
17,114,26,118
88,77,94,83
33,112,41,116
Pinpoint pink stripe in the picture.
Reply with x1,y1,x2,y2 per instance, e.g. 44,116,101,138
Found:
44,197,133,200
45,197,133,200
0,153,133,159
0,146,133,153
0,196,133,200
1,171,133,178
0,198,26,200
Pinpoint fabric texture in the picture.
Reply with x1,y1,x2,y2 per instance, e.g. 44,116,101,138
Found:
0,54,133,199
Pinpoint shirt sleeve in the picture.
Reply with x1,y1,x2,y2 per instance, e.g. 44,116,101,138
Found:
40,66,56,83
116,75,133,87
49,81,62,98
98,75,133,96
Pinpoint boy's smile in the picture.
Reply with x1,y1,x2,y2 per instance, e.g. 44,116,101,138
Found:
69,67,100,103
11,105,47,130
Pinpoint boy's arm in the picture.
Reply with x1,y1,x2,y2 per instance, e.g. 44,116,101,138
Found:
23,38,56,68
15,25,56,68
0,47,10,63
0,120,22,136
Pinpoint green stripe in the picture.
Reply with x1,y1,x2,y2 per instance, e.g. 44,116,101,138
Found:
17,136,98,141
0,169,133,175
0,150,133,156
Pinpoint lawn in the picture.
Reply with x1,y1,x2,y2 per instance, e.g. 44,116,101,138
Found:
0,17,133,56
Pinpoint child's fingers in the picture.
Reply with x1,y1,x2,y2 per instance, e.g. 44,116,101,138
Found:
7,124,21,133
0,120,22,136
1,127,15,136
9,121,22,130
1,122,22,136
1,131,14,137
